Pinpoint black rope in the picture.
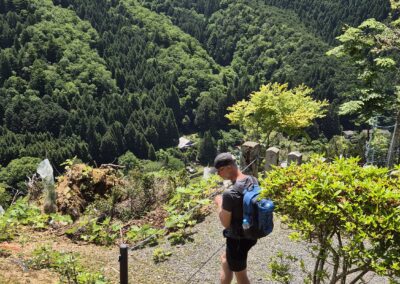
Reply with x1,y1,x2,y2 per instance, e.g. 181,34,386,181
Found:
184,243,225,284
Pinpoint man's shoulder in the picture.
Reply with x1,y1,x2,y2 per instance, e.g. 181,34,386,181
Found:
233,175,258,191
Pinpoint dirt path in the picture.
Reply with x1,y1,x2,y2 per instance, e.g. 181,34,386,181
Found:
0,213,390,284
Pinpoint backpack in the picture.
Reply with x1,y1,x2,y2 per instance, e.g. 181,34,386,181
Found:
242,184,274,239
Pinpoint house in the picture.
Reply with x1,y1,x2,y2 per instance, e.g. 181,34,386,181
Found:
178,137,194,150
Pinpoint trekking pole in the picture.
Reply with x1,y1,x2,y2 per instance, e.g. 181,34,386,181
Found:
119,244,128,284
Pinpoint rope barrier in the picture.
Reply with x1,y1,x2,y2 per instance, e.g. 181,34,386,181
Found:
184,243,225,284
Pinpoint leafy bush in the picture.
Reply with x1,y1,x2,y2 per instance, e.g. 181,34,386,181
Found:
118,151,141,174
28,246,107,283
261,156,400,283
156,149,185,170
0,157,41,193
126,224,165,247
142,160,164,173
66,217,121,246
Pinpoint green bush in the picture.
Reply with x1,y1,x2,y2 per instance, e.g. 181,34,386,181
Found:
261,156,400,283
66,217,121,246
118,151,141,174
126,224,165,247
0,157,41,193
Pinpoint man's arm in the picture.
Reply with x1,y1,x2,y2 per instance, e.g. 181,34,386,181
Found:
214,195,232,229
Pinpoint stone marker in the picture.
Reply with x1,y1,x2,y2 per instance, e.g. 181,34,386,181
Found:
265,147,280,172
288,151,302,165
240,141,261,177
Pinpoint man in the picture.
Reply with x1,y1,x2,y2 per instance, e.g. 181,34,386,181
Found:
214,152,258,284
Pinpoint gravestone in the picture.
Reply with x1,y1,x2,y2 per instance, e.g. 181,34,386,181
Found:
240,141,261,177
288,151,302,165
265,147,280,172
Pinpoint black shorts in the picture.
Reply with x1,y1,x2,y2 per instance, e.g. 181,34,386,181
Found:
225,237,257,272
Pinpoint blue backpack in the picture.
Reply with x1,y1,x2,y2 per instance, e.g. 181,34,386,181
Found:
242,184,274,239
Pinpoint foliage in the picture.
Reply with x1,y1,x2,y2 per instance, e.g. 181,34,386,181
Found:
0,198,72,241
164,176,219,234
156,149,185,170
226,83,328,145
126,174,219,248
197,131,217,165
0,157,41,192
28,246,108,283
67,217,122,246
152,248,172,263
263,0,390,43
267,251,305,284
118,151,141,174
0,184,11,209
260,157,400,283
126,224,165,247
328,17,400,122
367,130,392,167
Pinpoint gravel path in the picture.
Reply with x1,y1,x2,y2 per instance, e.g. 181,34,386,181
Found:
127,212,389,284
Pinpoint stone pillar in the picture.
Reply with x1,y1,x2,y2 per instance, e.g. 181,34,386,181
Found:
240,142,261,177
288,151,302,165
265,147,280,172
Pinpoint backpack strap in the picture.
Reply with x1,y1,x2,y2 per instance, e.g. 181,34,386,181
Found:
243,184,261,225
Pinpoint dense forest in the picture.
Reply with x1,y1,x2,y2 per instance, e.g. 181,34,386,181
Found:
0,0,392,168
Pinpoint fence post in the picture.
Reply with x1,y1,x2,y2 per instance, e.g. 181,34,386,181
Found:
119,244,128,284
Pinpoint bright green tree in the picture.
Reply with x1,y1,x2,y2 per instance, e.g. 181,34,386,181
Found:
328,1,400,167
226,83,328,146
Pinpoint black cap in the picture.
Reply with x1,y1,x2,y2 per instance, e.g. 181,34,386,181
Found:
214,152,236,169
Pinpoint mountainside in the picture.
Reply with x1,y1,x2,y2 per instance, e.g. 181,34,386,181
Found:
0,0,391,167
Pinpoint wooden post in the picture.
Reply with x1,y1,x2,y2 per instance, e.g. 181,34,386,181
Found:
288,151,302,165
240,142,261,177
265,147,280,172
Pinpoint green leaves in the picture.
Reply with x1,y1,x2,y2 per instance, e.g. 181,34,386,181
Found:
226,83,328,144
260,157,400,281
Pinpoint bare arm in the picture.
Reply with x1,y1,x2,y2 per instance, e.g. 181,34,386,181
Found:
214,195,232,229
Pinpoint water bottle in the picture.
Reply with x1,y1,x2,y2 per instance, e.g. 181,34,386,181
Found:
242,218,250,230
258,199,274,233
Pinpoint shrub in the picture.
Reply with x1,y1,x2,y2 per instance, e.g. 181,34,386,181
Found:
0,157,41,193
260,156,400,283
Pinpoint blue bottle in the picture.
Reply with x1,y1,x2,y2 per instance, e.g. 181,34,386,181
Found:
242,218,250,230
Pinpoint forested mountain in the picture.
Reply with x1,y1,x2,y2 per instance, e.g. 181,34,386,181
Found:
0,0,391,167
263,0,390,43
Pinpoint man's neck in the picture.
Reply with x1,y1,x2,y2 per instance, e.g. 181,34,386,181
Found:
231,170,247,182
